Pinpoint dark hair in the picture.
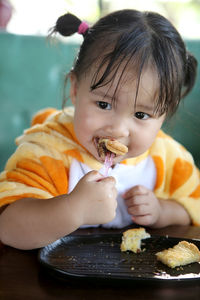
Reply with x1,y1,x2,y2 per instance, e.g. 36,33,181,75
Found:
52,10,197,116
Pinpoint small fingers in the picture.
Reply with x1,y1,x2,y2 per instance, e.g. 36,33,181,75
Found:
98,176,116,187
85,170,104,182
127,203,149,216
123,185,149,199
125,194,149,207
132,214,153,226
85,172,116,186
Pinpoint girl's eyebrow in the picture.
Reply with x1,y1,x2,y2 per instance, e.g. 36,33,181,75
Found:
136,104,155,112
91,89,113,100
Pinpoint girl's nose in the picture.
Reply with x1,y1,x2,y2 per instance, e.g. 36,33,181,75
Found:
104,116,129,138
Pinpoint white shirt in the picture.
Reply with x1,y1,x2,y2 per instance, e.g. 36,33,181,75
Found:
68,157,156,228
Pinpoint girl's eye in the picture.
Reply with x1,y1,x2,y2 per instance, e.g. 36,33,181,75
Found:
96,101,112,110
135,112,150,120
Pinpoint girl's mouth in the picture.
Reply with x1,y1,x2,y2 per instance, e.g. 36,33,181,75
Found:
93,137,128,161
93,137,113,160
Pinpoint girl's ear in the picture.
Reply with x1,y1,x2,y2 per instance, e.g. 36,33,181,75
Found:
70,72,78,105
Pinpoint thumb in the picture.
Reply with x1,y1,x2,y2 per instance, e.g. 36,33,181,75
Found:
84,170,104,182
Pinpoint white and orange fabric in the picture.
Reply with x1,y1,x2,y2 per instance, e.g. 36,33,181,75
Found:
0,107,199,226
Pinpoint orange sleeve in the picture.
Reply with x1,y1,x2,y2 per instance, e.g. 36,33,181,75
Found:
0,150,70,207
0,108,72,208
150,131,200,226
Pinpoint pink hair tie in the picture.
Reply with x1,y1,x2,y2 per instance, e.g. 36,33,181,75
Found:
78,21,89,35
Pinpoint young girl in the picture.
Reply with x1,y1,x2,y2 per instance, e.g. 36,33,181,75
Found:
0,9,199,250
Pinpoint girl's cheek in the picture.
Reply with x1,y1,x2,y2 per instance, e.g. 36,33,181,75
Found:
86,114,102,128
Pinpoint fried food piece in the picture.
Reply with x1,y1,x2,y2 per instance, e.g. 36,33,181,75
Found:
120,228,151,253
156,240,200,268
97,138,128,159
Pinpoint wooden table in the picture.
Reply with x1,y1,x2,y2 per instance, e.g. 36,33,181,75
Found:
1,225,200,300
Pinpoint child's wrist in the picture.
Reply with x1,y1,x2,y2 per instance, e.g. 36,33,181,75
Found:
66,192,85,227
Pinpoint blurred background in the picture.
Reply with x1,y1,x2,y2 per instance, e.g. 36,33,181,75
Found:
4,0,200,38
0,0,200,170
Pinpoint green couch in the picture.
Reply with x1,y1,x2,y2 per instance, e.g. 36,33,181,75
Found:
0,32,200,170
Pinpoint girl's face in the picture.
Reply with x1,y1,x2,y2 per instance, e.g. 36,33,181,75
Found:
70,65,165,164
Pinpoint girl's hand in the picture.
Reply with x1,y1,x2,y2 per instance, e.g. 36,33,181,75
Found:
123,185,162,227
69,171,117,226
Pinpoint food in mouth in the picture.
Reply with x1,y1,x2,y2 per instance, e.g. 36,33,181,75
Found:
97,138,128,159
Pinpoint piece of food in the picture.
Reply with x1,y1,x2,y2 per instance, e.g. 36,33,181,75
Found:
97,138,128,159
156,240,200,268
120,228,151,253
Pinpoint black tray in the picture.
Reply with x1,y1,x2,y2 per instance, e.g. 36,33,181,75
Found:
38,234,200,284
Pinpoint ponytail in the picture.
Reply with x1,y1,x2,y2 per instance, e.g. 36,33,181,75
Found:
50,13,89,37
182,51,198,98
